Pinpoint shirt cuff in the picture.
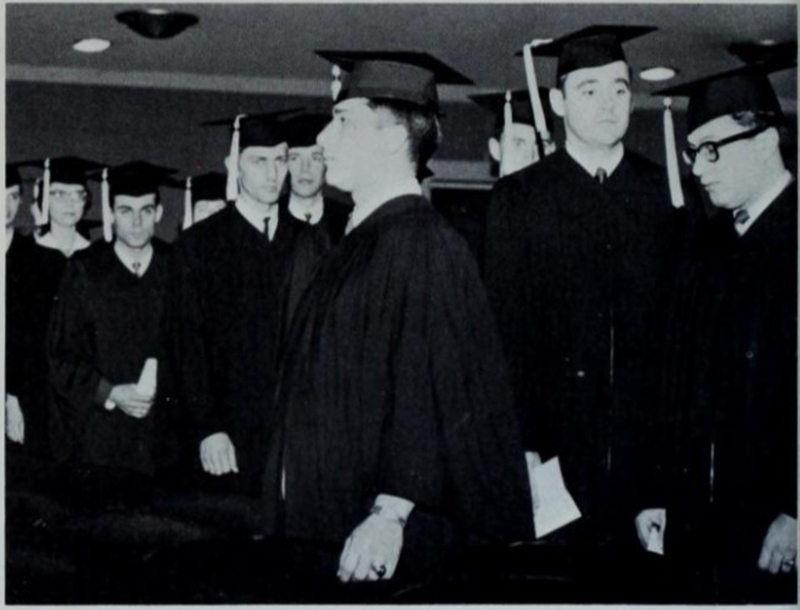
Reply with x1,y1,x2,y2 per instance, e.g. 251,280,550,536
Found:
372,494,415,526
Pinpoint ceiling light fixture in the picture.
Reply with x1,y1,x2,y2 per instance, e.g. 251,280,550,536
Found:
728,40,796,64
639,66,678,82
116,9,199,40
72,38,112,53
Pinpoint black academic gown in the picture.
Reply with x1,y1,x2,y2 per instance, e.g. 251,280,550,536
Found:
8,238,89,461
661,180,797,602
6,232,36,401
265,195,532,580
285,195,352,248
484,148,682,544
168,204,305,498
47,240,171,476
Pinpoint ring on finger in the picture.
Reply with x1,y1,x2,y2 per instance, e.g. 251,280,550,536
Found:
372,564,387,579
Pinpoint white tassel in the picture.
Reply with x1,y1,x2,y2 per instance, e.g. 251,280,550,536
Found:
499,90,514,177
663,98,685,209
41,158,51,225
226,115,243,202
183,177,193,230
331,64,342,101
101,168,113,242
32,179,44,226
523,40,555,156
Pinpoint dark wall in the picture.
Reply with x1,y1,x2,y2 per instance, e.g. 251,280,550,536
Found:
7,80,796,240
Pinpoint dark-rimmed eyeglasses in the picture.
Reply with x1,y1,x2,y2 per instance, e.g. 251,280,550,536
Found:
682,125,769,167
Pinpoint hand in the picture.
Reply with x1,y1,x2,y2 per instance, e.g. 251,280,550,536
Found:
109,384,154,419
635,508,666,551
338,514,404,583
6,394,25,444
758,513,797,574
200,432,238,476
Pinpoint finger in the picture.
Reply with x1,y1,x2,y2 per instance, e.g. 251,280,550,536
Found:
338,536,353,580
228,444,239,473
218,450,232,475
385,553,400,580
207,448,221,475
758,544,772,570
780,560,794,573
768,550,783,575
353,552,374,582
339,540,359,582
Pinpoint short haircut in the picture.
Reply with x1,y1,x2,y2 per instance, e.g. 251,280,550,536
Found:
367,98,442,169
557,62,633,93
731,110,786,141
110,190,160,209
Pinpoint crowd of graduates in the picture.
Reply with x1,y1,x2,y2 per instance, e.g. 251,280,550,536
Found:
4,25,797,605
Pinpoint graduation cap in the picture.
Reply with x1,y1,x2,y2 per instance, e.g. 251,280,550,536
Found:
521,25,657,81
316,50,474,113
89,161,179,242
6,163,23,188
470,89,554,134
283,113,332,149
201,108,303,201
181,171,227,230
654,58,794,133
17,156,105,227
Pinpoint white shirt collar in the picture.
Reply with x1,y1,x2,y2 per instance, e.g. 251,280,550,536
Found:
6,229,14,254
35,231,91,257
734,171,794,236
114,241,154,277
348,177,422,233
235,197,280,240
288,193,324,225
565,140,625,180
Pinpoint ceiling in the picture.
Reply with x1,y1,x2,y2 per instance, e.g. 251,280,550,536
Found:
6,3,798,108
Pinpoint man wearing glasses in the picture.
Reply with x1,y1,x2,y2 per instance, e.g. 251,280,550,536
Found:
636,62,796,603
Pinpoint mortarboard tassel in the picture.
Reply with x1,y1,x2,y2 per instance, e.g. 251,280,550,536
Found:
183,177,193,230
226,115,244,202
31,178,45,227
499,90,514,177
331,64,342,101
101,168,114,242
523,40,555,157
662,98,685,209
41,158,51,226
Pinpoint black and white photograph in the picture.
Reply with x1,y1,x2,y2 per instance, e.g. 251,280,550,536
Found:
4,2,798,604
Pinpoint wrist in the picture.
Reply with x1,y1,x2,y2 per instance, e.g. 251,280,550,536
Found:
370,504,408,528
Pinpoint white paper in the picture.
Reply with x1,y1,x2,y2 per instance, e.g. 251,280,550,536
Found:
136,358,158,398
531,456,582,538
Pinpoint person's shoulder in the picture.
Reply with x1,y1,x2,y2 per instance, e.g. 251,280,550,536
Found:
178,205,234,251
623,148,665,176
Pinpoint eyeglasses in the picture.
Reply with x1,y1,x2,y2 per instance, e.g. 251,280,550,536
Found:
682,126,768,167
48,189,88,203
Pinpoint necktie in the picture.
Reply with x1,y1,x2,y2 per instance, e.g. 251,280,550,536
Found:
595,168,607,185
733,208,750,226
263,216,271,241
132,262,141,277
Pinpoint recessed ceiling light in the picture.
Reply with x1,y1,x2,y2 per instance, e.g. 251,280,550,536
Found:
145,8,169,15
72,38,111,53
759,39,777,46
639,66,677,82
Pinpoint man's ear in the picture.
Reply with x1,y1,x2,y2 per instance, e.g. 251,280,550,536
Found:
155,204,164,223
381,123,409,157
755,126,780,160
488,137,502,163
549,88,566,118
